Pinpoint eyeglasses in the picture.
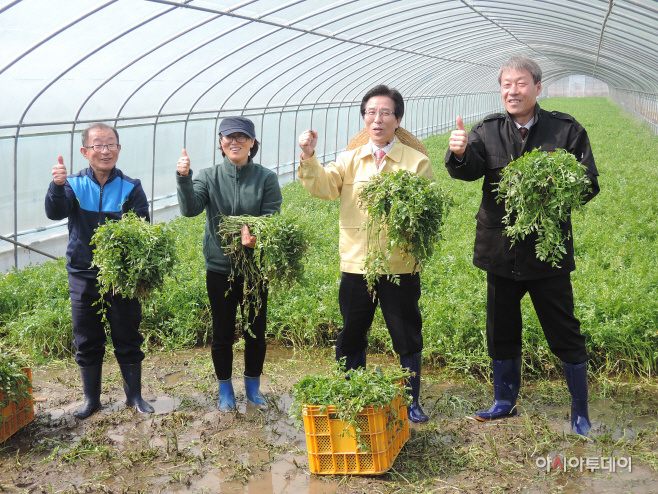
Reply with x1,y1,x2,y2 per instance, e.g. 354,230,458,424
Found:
85,143,119,152
364,109,394,118
220,134,250,144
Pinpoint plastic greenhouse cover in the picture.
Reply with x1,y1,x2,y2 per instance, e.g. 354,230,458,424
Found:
1,0,658,270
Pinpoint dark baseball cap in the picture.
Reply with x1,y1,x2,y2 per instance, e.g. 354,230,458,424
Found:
218,116,256,139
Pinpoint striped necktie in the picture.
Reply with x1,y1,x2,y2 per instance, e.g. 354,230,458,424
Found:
519,127,528,139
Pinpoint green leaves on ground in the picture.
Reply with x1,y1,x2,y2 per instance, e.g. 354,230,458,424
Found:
358,170,451,290
217,214,309,334
495,148,591,266
91,211,177,302
0,344,31,409
290,364,411,451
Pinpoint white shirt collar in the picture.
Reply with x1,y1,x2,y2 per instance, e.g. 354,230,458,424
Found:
371,137,395,156
514,116,535,130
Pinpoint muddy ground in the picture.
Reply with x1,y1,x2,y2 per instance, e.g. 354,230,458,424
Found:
1,343,657,493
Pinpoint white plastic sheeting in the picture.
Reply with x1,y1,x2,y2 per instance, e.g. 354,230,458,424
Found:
2,0,658,270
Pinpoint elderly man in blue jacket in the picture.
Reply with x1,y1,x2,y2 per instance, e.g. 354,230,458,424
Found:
45,123,153,419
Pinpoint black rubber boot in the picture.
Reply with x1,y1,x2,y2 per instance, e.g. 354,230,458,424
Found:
400,352,429,423
562,361,592,436
475,357,522,421
119,363,154,414
73,365,103,419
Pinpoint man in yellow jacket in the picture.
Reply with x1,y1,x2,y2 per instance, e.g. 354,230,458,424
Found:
297,85,434,423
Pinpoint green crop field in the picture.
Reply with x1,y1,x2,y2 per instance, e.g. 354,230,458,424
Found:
1,97,657,378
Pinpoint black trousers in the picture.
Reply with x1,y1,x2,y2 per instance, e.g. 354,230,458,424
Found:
68,273,144,367
486,272,588,364
336,272,423,356
206,270,267,381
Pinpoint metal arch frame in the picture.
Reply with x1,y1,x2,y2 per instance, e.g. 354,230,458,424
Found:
71,14,227,222
9,0,176,267
0,0,118,79
148,0,497,69
477,2,658,89
204,5,499,159
505,28,658,90
254,8,494,114
276,6,495,111
139,1,499,167
5,0,658,268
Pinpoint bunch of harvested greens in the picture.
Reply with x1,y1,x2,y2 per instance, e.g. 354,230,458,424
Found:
358,169,450,291
217,214,309,329
91,211,177,303
495,148,592,267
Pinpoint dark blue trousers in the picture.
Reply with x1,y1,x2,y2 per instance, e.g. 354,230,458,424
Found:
486,272,588,364
68,273,144,367
336,272,423,356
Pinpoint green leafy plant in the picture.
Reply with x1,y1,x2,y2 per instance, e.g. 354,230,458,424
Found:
495,148,592,267
91,211,177,305
290,363,411,451
217,214,309,334
358,170,451,291
0,345,31,410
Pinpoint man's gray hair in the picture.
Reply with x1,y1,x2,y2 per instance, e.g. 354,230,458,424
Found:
81,123,120,146
498,56,542,85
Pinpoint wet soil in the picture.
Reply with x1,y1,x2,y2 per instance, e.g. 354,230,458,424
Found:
1,344,657,493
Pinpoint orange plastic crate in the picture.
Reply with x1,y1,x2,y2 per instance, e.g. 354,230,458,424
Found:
0,368,35,444
303,394,409,475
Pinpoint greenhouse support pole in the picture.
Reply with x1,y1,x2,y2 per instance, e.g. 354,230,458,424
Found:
151,119,159,224
12,128,18,268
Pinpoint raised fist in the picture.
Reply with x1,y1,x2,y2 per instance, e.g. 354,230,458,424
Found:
298,130,318,160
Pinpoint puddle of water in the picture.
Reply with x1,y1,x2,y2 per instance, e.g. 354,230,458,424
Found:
162,370,187,385
188,454,339,494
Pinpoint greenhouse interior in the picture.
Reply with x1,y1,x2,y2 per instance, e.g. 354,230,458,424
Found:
2,0,657,270
1,0,658,493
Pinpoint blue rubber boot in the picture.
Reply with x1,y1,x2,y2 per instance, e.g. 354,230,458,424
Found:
475,357,522,421
119,363,154,414
218,378,236,412
244,374,267,406
73,365,103,419
335,346,366,371
400,352,429,424
562,361,592,436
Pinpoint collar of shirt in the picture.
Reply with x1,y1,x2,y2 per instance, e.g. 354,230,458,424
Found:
371,137,395,157
514,115,535,132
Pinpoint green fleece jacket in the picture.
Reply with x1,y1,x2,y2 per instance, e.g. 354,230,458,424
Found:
176,157,282,275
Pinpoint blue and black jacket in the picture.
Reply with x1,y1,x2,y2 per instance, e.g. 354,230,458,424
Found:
45,166,149,279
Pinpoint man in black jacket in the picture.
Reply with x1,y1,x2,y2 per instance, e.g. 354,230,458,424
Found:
445,56,600,436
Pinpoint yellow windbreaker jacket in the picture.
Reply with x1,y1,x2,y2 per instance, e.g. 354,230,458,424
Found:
298,140,434,274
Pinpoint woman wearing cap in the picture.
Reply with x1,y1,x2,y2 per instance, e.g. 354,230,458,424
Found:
176,116,282,411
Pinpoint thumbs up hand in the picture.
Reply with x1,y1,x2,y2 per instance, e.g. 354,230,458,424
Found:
177,149,190,176
449,116,468,158
52,155,68,185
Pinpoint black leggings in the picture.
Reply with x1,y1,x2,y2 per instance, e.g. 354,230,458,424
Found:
206,270,268,380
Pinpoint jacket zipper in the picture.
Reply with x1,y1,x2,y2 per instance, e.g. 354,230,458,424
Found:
99,185,104,225
234,168,239,215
